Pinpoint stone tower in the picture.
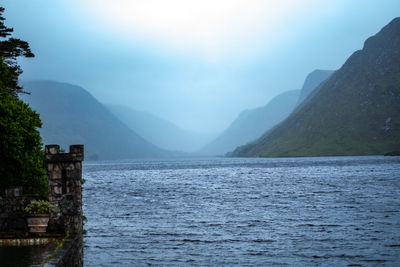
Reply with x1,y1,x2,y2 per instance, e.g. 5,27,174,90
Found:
45,144,84,234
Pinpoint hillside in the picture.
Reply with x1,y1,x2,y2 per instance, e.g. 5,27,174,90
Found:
107,104,215,152
233,17,400,157
296,70,334,106
21,80,168,160
200,68,333,156
200,90,300,155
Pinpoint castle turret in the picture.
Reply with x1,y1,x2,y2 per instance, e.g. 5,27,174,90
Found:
45,144,84,234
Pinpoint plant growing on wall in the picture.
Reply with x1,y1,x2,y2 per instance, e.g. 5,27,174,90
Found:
0,6,48,198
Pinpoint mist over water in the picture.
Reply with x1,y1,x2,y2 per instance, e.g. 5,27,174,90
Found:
83,156,400,266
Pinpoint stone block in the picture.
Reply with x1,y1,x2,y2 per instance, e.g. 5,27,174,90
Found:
45,144,60,155
53,186,62,195
47,163,53,171
5,187,23,197
51,171,62,179
49,180,60,187
67,163,75,170
70,145,84,157
70,171,81,180
75,162,82,170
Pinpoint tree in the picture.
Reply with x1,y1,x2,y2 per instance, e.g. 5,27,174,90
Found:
0,7,47,198
0,7,34,97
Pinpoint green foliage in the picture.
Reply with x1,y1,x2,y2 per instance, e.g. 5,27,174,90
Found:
0,76,48,198
56,230,71,248
24,200,55,215
0,7,34,97
82,214,88,225
0,7,48,198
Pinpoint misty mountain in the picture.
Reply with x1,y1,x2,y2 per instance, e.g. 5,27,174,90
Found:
200,90,300,155
296,69,334,106
232,17,400,157
107,104,215,152
200,69,334,156
21,80,168,160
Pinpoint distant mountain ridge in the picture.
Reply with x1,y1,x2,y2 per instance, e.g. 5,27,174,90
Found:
21,80,168,160
107,104,215,152
200,90,300,155
233,17,400,157
200,69,334,156
296,70,334,106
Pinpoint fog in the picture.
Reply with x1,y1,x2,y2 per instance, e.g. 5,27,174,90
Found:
4,0,399,134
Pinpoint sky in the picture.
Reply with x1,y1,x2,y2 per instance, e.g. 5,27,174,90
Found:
3,0,400,134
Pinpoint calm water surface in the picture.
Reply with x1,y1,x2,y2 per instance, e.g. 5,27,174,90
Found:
83,156,400,266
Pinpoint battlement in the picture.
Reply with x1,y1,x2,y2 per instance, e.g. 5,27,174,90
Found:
45,144,84,162
45,144,84,234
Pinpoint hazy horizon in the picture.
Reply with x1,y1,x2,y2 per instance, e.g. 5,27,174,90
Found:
4,0,400,134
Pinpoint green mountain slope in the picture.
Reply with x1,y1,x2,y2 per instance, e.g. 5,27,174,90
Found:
233,17,400,157
21,80,168,160
200,90,300,155
107,104,215,152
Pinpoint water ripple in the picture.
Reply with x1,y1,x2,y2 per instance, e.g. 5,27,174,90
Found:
83,156,400,266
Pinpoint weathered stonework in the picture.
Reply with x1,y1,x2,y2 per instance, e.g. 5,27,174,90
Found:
1,144,84,267
0,191,38,232
0,145,84,235
45,145,84,234
54,233,84,267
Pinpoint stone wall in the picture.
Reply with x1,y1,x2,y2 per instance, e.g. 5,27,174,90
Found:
46,145,84,234
1,144,85,267
0,144,84,235
54,232,83,267
0,187,38,232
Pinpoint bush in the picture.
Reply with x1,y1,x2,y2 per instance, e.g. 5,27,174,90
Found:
24,200,56,215
0,86,48,199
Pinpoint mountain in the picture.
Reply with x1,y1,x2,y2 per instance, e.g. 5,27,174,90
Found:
200,90,300,155
21,80,168,160
232,17,400,157
200,69,334,156
296,70,334,106
107,104,215,152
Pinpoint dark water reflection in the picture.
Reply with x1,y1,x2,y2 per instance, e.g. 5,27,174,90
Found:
0,246,50,267
83,156,400,266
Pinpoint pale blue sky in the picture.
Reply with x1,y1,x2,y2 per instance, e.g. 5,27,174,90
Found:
4,0,400,133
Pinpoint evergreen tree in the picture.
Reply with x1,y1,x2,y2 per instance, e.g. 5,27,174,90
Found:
0,7,34,97
0,7,47,198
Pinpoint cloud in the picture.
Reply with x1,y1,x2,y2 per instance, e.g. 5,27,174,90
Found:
78,0,321,60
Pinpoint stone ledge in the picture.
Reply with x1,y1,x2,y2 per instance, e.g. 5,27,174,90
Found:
45,154,84,162
0,232,83,266
0,237,56,246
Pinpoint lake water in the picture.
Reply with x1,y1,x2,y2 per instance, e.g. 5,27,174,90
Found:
83,156,400,266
